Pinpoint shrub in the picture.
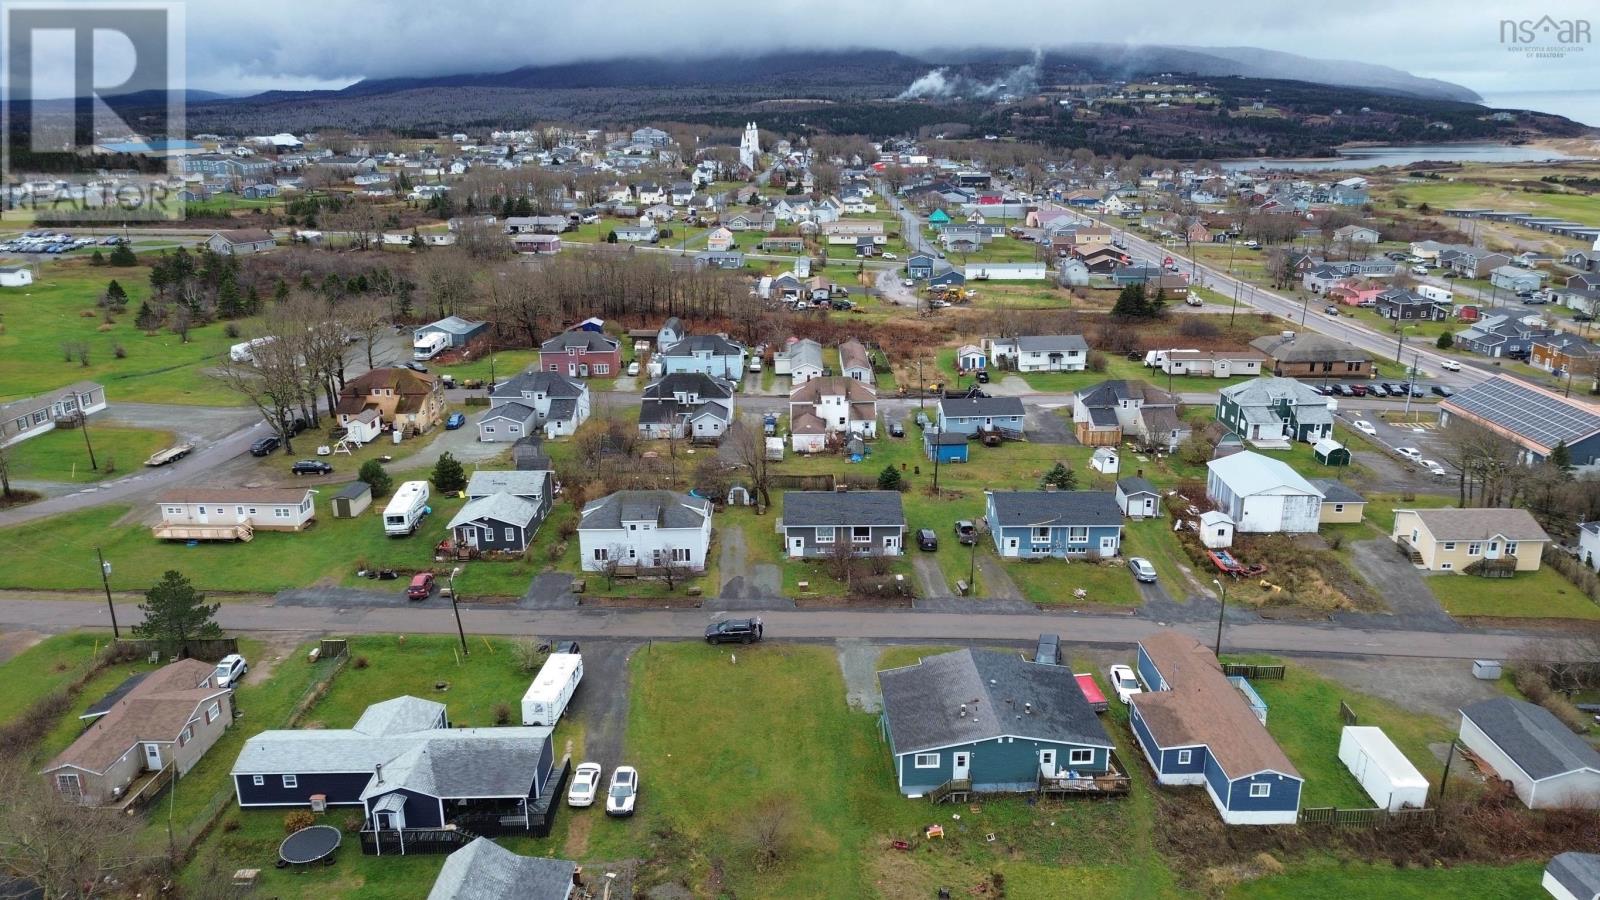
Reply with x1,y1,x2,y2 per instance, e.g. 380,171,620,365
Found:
512,638,545,673
353,655,369,670
284,811,315,834
224,322,240,339
221,818,240,833
493,702,512,725
1086,350,1108,373
112,343,126,359
1177,317,1220,338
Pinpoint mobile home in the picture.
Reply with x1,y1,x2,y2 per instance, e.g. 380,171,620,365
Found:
521,653,583,727
383,480,431,536
413,331,449,361
228,336,277,363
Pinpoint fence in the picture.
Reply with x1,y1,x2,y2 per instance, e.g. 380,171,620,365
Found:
114,637,239,663
1339,700,1358,727
1298,806,1440,828
1221,663,1285,680
772,473,836,491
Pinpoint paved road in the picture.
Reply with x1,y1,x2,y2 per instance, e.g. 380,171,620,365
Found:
0,595,1540,660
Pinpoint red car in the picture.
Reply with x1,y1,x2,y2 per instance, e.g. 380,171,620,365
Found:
406,572,435,601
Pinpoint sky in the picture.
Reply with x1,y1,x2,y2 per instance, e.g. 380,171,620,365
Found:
16,1,1600,110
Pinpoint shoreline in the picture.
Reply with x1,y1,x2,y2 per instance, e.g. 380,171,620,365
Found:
1217,138,1597,166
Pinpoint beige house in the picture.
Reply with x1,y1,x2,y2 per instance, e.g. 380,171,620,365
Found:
1312,480,1366,525
337,367,447,435
41,659,232,806
1391,508,1549,573
154,487,316,540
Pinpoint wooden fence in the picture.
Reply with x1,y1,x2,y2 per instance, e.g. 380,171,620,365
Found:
1339,700,1358,727
772,473,836,491
1221,663,1285,680
1299,806,1440,828
114,637,238,663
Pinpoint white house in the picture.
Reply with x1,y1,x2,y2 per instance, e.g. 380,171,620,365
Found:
1458,697,1600,810
484,371,590,441
0,265,34,287
577,490,713,573
788,376,877,452
1581,522,1600,571
775,339,824,382
153,488,316,540
0,381,107,446
984,335,1089,372
658,334,747,383
1205,451,1323,534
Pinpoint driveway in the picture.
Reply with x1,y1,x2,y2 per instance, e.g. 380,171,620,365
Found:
712,525,784,609
1346,537,1453,627
836,638,885,712
1024,405,1075,444
973,553,1023,601
564,639,636,770
911,554,949,598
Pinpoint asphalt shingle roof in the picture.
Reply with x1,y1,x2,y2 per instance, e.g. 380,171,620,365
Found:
1460,697,1600,781
491,371,585,401
466,470,548,500
1545,852,1600,900
1309,479,1365,504
540,331,618,353
579,491,709,530
427,837,576,900
1015,335,1088,353
782,491,904,527
938,396,1026,419
1117,476,1158,497
1408,507,1548,542
448,493,541,530
879,649,1112,755
987,491,1122,528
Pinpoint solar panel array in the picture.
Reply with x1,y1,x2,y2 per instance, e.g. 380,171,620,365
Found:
1448,377,1600,450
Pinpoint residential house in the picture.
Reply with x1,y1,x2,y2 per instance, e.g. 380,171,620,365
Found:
1391,507,1549,573
906,254,937,280
1457,697,1600,809
232,696,558,834
928,265,967,289
955,344,987,372
1440,376,1600,467
205,229,276,255
775,338,824,382
511,233,563,254
0,381,107,446
1448,249,1511,279
1248,333,1373,379
1115,476,1162,518
984,335,1089,373
985,491,1123,559
1129,631,1303,825
42,660,231,806
789,377,878,451
1149,349,1265,379
414,316,488,351
503,216,568,234
694,250,744,270
1072,380,1188,451
1375,288,1450,322
1215,377,1332,448
839,338,873,384
578,490,713,572
0,264,34,287
1057,257,1091,286
779,491,904,558
1490,265,1545,293
1530,333,1600,374
484,371,590,441
337,367,447,435
539,330,622,378
937,396,1026,438
821,220,886,245
1454,314,1553,359
447,470,553,554
1332,224,1379,244
427,838,577,900
153,488,316,540
1543,852,1600,900
1310,479,1366,524
1579,521,1600,570
613,224,658,243
638,373,735,441
878,649,1116,798
705,226,735,252
1206,451,1324,534
1330,177,1368,205
659,334,747,382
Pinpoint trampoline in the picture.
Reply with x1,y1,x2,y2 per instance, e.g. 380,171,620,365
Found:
278,825,341,868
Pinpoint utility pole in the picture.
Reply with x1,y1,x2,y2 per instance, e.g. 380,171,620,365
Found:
1211,577,1228,658
96,548,120,639
448,567,468,656
77,410,98,471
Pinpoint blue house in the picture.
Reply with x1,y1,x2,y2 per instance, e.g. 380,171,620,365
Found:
906,254,936,280
923,429,969,464
928,266,966,289
1129,631,1303,825
937,396,1025,437
985,490,1123,559
659,334,747,383
231,696,557,837
878,649,1118,798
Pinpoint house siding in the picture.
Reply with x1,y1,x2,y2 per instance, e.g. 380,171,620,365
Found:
990,523,1122,559
365,787,444,828
894,737,1109,796
939,413,1026,437
236,771,375,807
784,524,904,558
453,515,535,553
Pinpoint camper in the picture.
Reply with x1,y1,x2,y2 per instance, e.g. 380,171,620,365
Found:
413,331,449,361
382,480,431,536
521,652,583,726
1337,726,1430,812
1416,284,1453,305
229,336,277,363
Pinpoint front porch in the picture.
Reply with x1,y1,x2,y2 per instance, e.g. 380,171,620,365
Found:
927,750,1132,804
359,757,571,855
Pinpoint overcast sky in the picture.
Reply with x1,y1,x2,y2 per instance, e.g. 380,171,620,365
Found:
23,1,1600,102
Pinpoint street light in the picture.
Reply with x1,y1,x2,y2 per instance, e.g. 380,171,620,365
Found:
96,548,120,639
447,566,468,656
1394,323,1416,365
1211,577,1228,659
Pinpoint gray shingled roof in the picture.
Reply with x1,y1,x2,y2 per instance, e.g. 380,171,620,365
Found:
235,724,551,794
939,396,1026,419
491,371,585,401
642,373,735,400
661,334,744,358
879,649,1112,755
466,470,548,500
782,490,904,527
1309,479,1365,504
1545,852,1600,900
354,697,445,736
1410,507,1548,542
987,491,1122,528
579,491,709,530
1016,335,1088,353
481,402,536,423
539,331,617,352
428,838,576,900
1460,697,1600,781
448,493,541,530
1248,333,1372,363
1116,476,1158,497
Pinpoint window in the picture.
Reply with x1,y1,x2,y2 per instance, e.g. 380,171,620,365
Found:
252,775,264,786
1067,526,1088,543
1506,541,1518,556
1068,748,1094,766
1177,750,1192,765
282,775,298,789
852,526,870,544
484,426,495,434
1489,541,1500,553
1443,542,1456,551
816,527,835,544
179,725,193,746
1249,782,1271,798
1441,562,1453,570
1032,526,1051,544
275,508,290,518
504,528,516,541
913,753,940,769
166,506,183,515
595,364,609,375
206,702,221,724
593,548,608,562
1467,542,1481,556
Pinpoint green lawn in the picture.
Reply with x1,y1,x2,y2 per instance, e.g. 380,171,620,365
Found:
1000,545,1142,606
1425,567,1600,620
4,424,171,482
0,631,116,724
0,264,253,405
1228,861,1544,899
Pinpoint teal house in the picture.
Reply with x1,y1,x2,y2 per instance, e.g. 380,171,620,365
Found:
878,649,1116,798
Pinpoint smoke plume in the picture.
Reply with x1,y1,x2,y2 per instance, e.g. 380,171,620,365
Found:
897,49,1043,100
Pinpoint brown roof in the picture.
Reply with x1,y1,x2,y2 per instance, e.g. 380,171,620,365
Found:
160,487,314,505
792,411,825,434
789,376,876,404
44,660,226,775
1131,630,1300,781
1408,508,1549,542
339,366,439,414
214,228,275,244
839,339,870,371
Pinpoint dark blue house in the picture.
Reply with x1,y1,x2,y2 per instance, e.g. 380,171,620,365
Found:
1129,631,1303,825
985,490,1123,559
231,696,556,843
928,266,966,289
923,429,969,464
878,649,1118,798
906,254,936,280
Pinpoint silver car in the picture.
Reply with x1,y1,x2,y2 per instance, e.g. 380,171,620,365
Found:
1127,557,1158,583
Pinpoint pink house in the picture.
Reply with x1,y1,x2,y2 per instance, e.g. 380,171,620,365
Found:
1326,283,1385,306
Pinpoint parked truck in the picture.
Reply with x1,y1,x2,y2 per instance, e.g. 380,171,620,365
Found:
382,480,431,536
521,652,583,726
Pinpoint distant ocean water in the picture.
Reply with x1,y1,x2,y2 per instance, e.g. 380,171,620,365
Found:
1479,89,1600,128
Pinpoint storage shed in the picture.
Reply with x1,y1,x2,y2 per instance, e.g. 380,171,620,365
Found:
331,481,373,518
1458,696,1600,809
1337,726,1430,812
923,429,969,464
1090,447,1119,474
1313,437,1350,467
1199,510,1235,549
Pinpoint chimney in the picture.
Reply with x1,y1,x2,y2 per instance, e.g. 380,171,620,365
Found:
374,763,384,785
1025,702,1033,715
959,704,967,718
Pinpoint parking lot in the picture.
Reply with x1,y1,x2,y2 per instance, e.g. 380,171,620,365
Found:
1336,406,1457,479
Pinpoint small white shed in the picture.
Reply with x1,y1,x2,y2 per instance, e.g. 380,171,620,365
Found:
1198,510,1234,549
1337,726,1429,812
1090,446,1119,474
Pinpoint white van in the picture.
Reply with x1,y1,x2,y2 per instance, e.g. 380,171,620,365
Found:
383,480,431,536
522,652,583,726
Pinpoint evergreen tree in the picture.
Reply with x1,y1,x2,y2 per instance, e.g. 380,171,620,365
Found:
89,249,105,266
431,452,467,494
274,278,290,303
1112,282,1149,318
1148,287,1167,317
877,464,904,491
108,241,137,266
216,273,242,318
134,300,160,331
358,459,393,497
1436,332,1454,350
132,570,222,658
606,230,619,244
1551,440,1574,474
1041,462,1078,491
103,279,128,311
410,227,426,250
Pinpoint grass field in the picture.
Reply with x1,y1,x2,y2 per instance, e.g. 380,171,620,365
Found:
0,631,118,724
1424,567,1600,620
1227,860,1544,899
4,424,171,483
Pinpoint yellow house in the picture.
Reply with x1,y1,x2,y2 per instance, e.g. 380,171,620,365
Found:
1391,508,1549,573
1312,479,1366,525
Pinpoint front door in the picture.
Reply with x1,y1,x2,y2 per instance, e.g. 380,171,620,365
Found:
1006,537,1019,555
790,537,805,558
463,526,478,549
567,362,577,377
143,743,162,769
883,535,900,554
1039,749,1057,779
951,752,971,781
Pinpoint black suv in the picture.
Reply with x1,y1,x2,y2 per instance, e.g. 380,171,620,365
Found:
917,528,939,551
249,435,280,457
291,460,333,476
705,617,764,645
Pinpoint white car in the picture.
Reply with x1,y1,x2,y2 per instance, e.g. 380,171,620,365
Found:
567,761,603,807
1353,420,1377,437
1108,665,1142,705
1127,557,1157,583
1420,459,1447,477
213,654,248,689
882,252,898,260
605,766,639,817
626,361,640,376
902,278,915,287
1440,359,1462,372
1395,447,1423,462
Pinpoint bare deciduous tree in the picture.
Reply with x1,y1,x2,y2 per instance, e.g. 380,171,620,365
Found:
0,759,145,897
725,416,775,509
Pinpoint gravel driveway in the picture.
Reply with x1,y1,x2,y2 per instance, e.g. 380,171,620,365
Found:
1348,537,1453,627
565,640,637,769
